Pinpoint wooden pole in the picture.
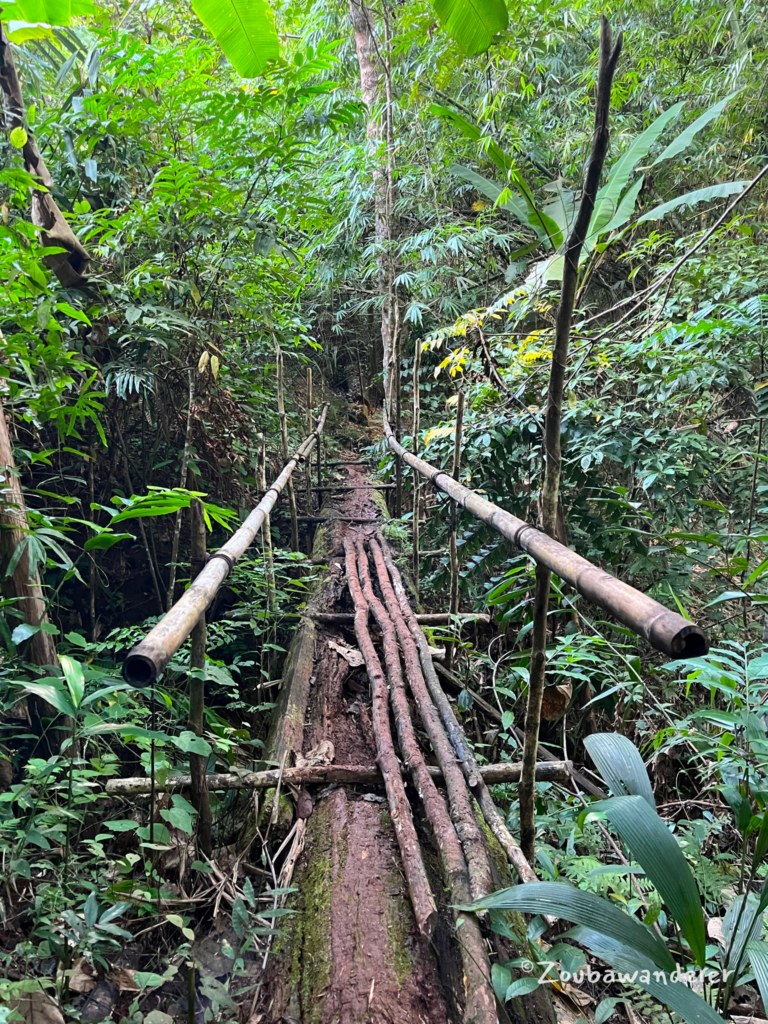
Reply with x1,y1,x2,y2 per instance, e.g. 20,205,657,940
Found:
105,760,572,795
381,408,707,659
305,368,313,521
412,335,421,597
447,392,464,672
188,499,212,857
343,534,438,938
167,369,195,611
276,346,300,552
258,435,275,616
519,18,623,863
123,406,328,685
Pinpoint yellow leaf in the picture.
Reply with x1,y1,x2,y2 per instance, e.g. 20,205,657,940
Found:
423,425,455,447
211,355,220,379
9,127,27,149
197,350,210,374
190,282,201,306
471,199,488,211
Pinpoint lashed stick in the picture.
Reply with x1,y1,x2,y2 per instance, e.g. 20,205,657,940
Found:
343,534,437,937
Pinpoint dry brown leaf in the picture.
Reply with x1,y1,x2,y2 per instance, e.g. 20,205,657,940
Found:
707,917,725,945
296,740,334,768
68,958,95,994
541,681,572,721
327,639,364,667
8,989,65,1024
108,968,141,992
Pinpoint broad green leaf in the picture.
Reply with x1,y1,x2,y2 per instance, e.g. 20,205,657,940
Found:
567,927,724,1024
174,730,212,756
584,734,655,808
637,181,748,224
599,796,706,965
593,176,644,239
432,0,508,56
22,682,76,719
589,103,684,242
491,963,512,1001
190,0,280,78
60,655,85,709
505,977,539,999
161,806,194,834
56,301,91,325
468,882,675,971
12,622,42,645
752,812,768,872
9,126,28,148
747,941,768,1015
83,532,133,551
652,90,743,166
722,893,763,972
83,891,99,927
722,786,752,836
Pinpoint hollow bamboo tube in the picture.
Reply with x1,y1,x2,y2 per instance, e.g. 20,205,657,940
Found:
122,405,329,686
343,535,438,938
382,409,707,659
188,499,212,857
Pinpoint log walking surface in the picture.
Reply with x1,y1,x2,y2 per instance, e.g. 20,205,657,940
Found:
261,459,557,1024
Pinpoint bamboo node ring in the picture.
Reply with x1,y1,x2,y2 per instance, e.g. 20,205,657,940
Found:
208,551,235,577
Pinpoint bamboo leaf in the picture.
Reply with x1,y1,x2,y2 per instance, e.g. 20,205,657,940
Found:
637,181,748,223
190,0,280,78
652,90,744,166
22,682,77,719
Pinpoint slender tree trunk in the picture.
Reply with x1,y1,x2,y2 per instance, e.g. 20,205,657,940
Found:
350,0,392,403
446,392,464,672
0,399,58,668
0,20,89,286
188,499,212,858
259,435,276,616
166,369,195,610
519,18,623,862
412,335,422,597
276,346,300,552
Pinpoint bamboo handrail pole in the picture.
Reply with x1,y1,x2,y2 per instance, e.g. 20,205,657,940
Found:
104,760,573,795
343,535,438,938
122,405,329,686
381,409,707,659
376,535,542,886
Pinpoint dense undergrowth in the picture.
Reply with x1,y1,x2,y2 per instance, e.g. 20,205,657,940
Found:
1,0,768,1021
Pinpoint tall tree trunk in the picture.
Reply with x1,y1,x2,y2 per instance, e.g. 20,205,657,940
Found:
0,398,65,748
0,20,89,287
0,399,58,668
350,0,392,404
518,18,622,863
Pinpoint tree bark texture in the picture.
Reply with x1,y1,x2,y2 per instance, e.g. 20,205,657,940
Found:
0,21,89,286
349,0,392,402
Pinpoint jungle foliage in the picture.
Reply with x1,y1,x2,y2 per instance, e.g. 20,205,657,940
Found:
0,0,767,1021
